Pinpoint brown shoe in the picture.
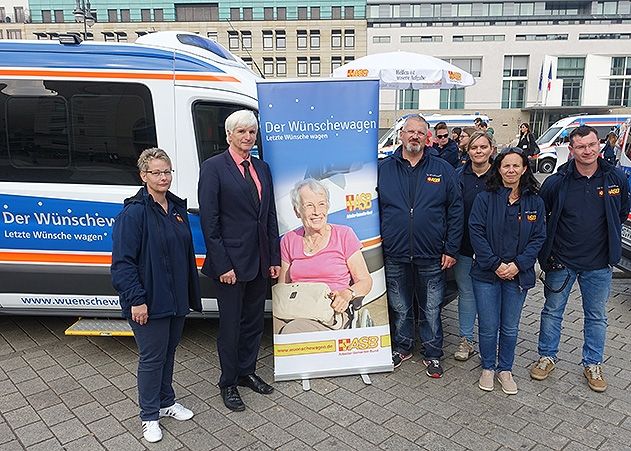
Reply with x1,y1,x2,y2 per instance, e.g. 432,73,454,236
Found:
530,356,555,381
583,365,607,392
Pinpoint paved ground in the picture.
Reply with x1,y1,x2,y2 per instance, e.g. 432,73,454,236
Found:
1,276,630,451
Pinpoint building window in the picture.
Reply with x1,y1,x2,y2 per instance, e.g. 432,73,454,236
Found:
331,56,342,72
277,7,286,20
262,31,273,49
276,31,286,49
207,31,218,41
454,3,472,16
332,6,342,19
453,35,504,42
241,31,252,49
344,56,355,64
482,3,504,15
310,57,321,76
230,8,239,20
42,10,52,23
141,9,151,22
597,1,618,14
344,30,355,48
344,6,355,19
310,30,320,49
311,7,320,19
276,57,287,76
14,7,25,23
120,9,130,23
298,7,307,20
243,7,253,20
175,5,218,22
297,30,307,49
154,9,164,21
440,88,465,109
516,34,568,41
108,9,117,22
264,7,273,20
242,57,253,69
297,57,308,76
502,80,527,108
443,57,482,77
263,58,274,76
0,8,5,22
402,35,443,43
503,55,528,77
516,2,535,15
373,36,391,44
398,89,419,109
54,10,64,22
579,33,631,40
7,30,22,39
557,57,585,106
332,30,342,48
228,31,239,50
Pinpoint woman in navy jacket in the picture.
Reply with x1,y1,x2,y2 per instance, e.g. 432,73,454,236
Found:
469,147,546,395
111,148,202,443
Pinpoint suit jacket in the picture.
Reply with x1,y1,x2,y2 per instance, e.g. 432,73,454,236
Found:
198,150,280,281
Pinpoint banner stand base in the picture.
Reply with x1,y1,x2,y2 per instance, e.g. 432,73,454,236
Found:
301,374,372,391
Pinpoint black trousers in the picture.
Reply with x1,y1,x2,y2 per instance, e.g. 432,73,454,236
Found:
213,271,267,388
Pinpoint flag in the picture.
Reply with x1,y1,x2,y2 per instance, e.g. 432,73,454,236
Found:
538,63,544,94
547,65,553,91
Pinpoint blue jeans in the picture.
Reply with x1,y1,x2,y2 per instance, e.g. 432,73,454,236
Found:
385,258,445,359
454,254,476,341
538,267,612,366
129,316,186,421
472,278,527,372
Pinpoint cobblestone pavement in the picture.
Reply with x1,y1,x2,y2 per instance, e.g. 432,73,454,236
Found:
1,276,630,451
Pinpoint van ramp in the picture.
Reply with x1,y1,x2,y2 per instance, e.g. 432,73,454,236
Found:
65,318,133,337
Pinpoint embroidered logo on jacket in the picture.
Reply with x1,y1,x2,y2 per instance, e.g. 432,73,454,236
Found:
426,173,442,184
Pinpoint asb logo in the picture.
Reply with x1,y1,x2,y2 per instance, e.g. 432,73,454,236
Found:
448,71,462,82
426,176,441,184
346,69,369,77
338,336,379,351
346,193,372,212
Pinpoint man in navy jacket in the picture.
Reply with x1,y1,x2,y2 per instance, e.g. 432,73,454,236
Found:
530,125,630,392
198,110,280,411
378,115,464,378
433,122,460,168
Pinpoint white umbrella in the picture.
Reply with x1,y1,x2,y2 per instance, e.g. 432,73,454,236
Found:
332,51,475,90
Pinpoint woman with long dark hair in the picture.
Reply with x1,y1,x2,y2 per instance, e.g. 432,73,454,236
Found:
468,148,546,394
517,123,539,157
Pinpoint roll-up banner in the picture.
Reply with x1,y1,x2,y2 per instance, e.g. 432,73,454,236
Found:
257,79,393,381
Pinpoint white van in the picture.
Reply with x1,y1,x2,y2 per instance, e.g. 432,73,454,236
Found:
614,119,631,272
533,114,631,173
0,32,261,317
377,113,490,158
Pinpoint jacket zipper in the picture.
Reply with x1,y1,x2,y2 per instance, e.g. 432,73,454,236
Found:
409,207,414,261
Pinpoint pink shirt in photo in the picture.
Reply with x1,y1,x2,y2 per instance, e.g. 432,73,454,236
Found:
280,224,362,292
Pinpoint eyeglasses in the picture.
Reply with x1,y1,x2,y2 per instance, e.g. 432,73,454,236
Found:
499,147,524,155
436,134,449,139
402,130,426,136
144,169,174,177
571,142,600,152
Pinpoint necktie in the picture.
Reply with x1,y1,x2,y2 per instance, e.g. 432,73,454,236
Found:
241,160,260,210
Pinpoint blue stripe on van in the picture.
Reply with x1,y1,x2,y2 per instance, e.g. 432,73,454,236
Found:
0,42,225,74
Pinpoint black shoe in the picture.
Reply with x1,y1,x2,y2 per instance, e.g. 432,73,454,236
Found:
237,374,274,395
220,386,245,411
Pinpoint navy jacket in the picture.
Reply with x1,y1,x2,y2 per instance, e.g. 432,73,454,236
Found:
198,150,280,281
378,146,464,261
469,188,547,290
111,188,202,319
435,138,460,168
456,160,492,257
538,159,630,271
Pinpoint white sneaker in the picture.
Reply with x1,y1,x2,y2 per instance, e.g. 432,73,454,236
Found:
159,402,194,421
142,420,162,443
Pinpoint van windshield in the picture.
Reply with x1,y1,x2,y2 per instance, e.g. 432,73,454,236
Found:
537,126,562,145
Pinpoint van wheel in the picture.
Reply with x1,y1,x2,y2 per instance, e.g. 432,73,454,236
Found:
538,158,555,174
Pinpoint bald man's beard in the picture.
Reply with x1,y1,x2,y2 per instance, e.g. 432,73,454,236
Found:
405,142,423,154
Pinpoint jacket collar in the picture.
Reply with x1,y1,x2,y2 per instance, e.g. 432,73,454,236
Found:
124,187,187,209
556,157,613,178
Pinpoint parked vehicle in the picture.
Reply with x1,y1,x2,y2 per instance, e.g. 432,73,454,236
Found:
532,114,631,173
377,113,490,158
615,119,631,273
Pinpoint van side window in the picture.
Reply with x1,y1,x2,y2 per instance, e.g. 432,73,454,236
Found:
193,102,259,162
0,79,157,185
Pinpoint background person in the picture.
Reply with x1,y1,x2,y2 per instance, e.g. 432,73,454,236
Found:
275,178,372,334
457,126,478,166
451,126,462,144
453,132,494,361
530,125,630,393
198,110,280,412
433,122,460,168
378,115,463,378
517,123,540,158
111,148,201,443
601,131,617,165
469,147,546,394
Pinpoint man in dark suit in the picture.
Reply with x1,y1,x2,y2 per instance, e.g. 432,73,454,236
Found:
198,110,280,412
